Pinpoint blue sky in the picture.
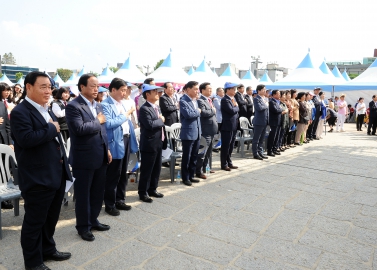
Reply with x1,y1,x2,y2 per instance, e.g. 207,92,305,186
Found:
1,0,376,73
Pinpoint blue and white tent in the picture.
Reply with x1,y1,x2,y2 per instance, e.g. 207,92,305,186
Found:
341,69,351,81
187,65,195,75
189,56,221,88
16,76,24,86
241,70,258,89
259,71,273,85
332,65,346,83
98,64,115,84
218,63,241,85
53,74,64,86
0,73,13,86
115,54,146,83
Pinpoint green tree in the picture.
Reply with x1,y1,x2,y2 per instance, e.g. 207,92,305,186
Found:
349,73,359,79
0,73,3,78
57,68,73,82
89,71,100,77
109,66,119,73
1,52,17,64
15,72,23,82
154,59,164,70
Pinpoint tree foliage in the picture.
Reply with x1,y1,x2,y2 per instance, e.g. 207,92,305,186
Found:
154,59,164,70
0,73,2,78
57,68,73,82
349,73,359,79
15,72,23,81
109,67,119,73
89,71,100,77
1,52,16,65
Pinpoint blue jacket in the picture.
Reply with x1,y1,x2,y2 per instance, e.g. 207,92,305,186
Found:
220,95,239,131
268,98,283,126
179,94,201,140
102,97,128,159
253,95,269,126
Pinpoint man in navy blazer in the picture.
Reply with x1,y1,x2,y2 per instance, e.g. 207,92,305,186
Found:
138,84,167,202
180,81,202,186
66,74,112,242
220,82,240,171
102,78,134,216
267,90,287,156
11,71,72,269
160,82,179,126
252,84,269,160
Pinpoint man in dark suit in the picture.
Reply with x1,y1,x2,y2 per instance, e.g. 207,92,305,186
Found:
245,86,254,123
310,87,322,139
180,81,202,186
10,71,72,270
234,84,247,118
195,82,218,179
160,82,179,126
267,90,287,156
367,95,377,135
252,84,269,160
220,82,240,171
138,84,167,202
66,74,112,242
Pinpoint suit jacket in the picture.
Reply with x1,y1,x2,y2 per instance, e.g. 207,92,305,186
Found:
213,95,222,123
101,96,128,159
179,94,201,140
198,95,218,136
220,95,239,131
269,98,283,126
312,95,322,117
245,95,254,119
159,93,179,126
234,92,247,117
253,95,269,126
0,101,11,145
139,101,167,152
369,101,377,118
10,100,71,192
65,95,109,170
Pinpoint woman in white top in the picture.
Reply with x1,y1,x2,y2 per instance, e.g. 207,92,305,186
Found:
51,87,70,142
123,85,139,128
356,97,366,131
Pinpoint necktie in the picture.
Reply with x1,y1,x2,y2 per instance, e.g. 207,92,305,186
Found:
64,101,67,106
208,98,213,106
154,106,164,141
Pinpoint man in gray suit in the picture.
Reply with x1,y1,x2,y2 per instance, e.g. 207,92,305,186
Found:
252,84,269,160
195,83,218,179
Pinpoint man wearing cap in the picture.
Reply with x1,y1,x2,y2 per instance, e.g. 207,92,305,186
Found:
180,81,202,185
245,86,254,123
220,82,240,171
252,84,269,160
138,84,167,202
310,87,322,140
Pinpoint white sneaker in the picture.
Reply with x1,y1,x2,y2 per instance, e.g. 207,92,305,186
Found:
341,129,345,132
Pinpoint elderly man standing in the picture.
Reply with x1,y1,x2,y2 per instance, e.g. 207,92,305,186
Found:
11,71,72,270
195,82,217,179
66,74,112,242
252,84,269,160
180,81,202,186
213,87,224,131
310,87,322,140
160,82,179,126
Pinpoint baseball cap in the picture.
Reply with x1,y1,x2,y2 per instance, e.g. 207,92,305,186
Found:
224,82,240,89
142,84,164,93
98,86,108,93
252,90,257,94
314,87,321,90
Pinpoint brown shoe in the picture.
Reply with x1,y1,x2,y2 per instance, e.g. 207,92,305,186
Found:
221,167,231,171
229,165,238,169
196,173,207,179
210,170,215,174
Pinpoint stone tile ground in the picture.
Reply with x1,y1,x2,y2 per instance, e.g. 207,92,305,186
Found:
1,123,377,269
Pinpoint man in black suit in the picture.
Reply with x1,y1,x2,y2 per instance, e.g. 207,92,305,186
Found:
234,84,247,118
66,74,112,242
252,84,269,160
267,90,287,156
11,71,72,270
160,82,179,126
367,95,377,135
138,84,167,202
220,82,240,171
195,82,218,179
245,86,254,123
310,87,322,139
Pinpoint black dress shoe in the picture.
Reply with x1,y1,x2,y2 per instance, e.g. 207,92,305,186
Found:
1,200,13,209
148,191,164,198
80,231,95,241
273,151,281,155
294,142,301,145
105,207,120,216
25,263,51,270
228,165,238,169
162,162,170,167
221,167,231,171
115,202,132,211
279,148,285,152
259,153,268,159
267,152,275,157
140,195,153,203
43,251,71,261
92,223,110,231
253,155,263,160
183,180,192,186
190,178,200,183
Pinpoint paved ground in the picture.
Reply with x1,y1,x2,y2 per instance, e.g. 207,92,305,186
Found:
1,123,377,270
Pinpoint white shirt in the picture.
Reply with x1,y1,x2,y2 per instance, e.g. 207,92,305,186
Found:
122,97,138,124
109,96,129,135
80,94,97,118
184,94,198,109
25,96,51,123
356,102,366,114
52,100,66,118
147,101,159,117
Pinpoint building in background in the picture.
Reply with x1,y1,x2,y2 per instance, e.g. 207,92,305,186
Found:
0,64,39,83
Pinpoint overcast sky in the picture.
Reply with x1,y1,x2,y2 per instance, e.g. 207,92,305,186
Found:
1,0,376,73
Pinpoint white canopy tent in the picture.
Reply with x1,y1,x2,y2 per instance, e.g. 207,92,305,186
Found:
115,54,146,83
98,64,116,84
0,74,14,86
240,70,259,89
218,64,241,86
189,57,221,88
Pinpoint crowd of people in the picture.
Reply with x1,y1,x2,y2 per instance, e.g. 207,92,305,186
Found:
1,71,377,270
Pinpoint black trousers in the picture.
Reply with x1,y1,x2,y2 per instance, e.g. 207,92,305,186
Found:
311,114,320,138
306,123,313,138
252,125,267,156
220,130,236,168
138,148,162,195
21,172,65,268
73,162,107,234
104,135,130,209
356,114,365,130
367,116,377,134
267,125,281,153
181,139,200,181
196,135,214,174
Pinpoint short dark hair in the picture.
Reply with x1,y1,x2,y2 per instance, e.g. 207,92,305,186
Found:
109,78,127,92
78,74,96,92
24,71,49,89
238,84,244,89
55,87,70,100
0,82,10,94
144,78,154,84
297,92,306,100
358,97,364,101
162,82,173,89
290,89,297,97
246,86,252,91
199,82,210,93
319,91,324,96
373,95,376,99
185,81,198,90
256,84,265,92
216,87,223,94
271,90,279,96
